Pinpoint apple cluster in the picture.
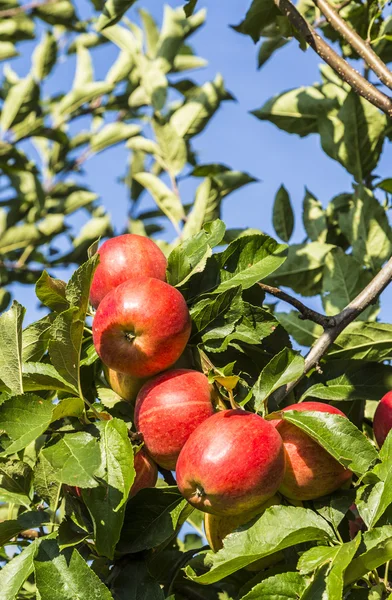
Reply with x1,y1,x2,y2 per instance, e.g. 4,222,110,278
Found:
89,234,355,552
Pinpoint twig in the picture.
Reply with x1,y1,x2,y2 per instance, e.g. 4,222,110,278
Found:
311,0,392,90
0,0,56,18
258,282,333,328
273,0,392,117
271,255,392,404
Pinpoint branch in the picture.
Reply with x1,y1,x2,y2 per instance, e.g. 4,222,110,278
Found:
273,0,392,117
311,0,392,90
258,282,333,328
0,0,56,18
271,255,392,404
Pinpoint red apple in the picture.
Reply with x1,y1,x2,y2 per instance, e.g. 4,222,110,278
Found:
129,448,158,498
176,409,286,516
90,234,167,309
92,278,191,378
373,391,392,447
271,401,352,501
103,364,146,404
134,369,215,470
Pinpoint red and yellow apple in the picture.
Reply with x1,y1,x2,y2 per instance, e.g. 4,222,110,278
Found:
373,391,392,447
90,234,167,309
271,401,352,501
129,447,158,498
134,369,215,470
176,409,285,516
92,278,191,378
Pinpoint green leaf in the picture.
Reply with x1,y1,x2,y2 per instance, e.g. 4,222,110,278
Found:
297,546,339,574
329,322,392,361
34,453,61,509
258,36,288,68
110,560,165,600
32,31,57,80
0,394,53,456
0,42,18,61
52,397,85,421
300,360,392,403
139,57,168,111
272,184,294,242
319,91,387,181
276,311,322,347
153,119,186,176
0,511,47,546
82,419,134,559
1,76,38,132
42,432,102,488
54,82,113,123
0,538,40,599
253,348,304,411
134,172,185,229
90,122,141,154
118,487,193,554
240,572,306,600
22,314,56,363
156,6,205,70
20,362,75,394
35,272,69,313
73,44,94,89
34,539,114,599
0,215,65,254
0,458,33,507
314,489,356,532
278,410,378,475
233,0,281,42
97,0,137,31
303,188,327,243
345,527,392,586
186,505,334,583
0,301,25,395
139,9,160,57
356,437,392,528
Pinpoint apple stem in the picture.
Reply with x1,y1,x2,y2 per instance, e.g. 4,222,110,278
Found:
228,389,241,410
124,331,136,343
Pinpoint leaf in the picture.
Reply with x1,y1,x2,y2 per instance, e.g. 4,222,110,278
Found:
329,322,392,361
276,311,322,347
35,271,69,313
303,188,327,243
0,458,33,507
0,394,53,456
0,301,25,395
34,539,114,599
22,314,56,362
232,0,281,42
278,410,378,475
273,185,294,242
54,82,113,123
52,397,85,421
314,489,356,532
356,437,392,529
344,527,392,586
258,36,288,68
20,362,75,394
0,42,18,61
0,538,39,599
34,453,61,509
319,91,387,181
300,360,392,403
240,572,306,600
186,505,334,583
253,349,304,411
139,9,159,57
90,122,141,154
73,44,94,88
1,76,38,132
153,119,187,176
82,419,134,559
0,215,64,254
117,487,193,554
134,172,185,228
297,546,339,574
32,31,57,80
42,432,102,488
97,0,138,31
0,511,47,546
139,57,168,111
110,560,165,600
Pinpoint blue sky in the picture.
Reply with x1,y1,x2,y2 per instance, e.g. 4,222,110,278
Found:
7,0,392,323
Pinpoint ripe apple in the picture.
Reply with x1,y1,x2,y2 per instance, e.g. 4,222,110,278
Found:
373,391,392,447
103,364,146,403
271,401,352,501
90,234,167,309
176,409,286,516
92,278,191,378
204,495,283,571
134,369,215,470
129,447,158,498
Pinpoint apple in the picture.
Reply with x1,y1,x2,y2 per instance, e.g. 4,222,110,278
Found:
271,401,352,501
176,409,285,516
92,278,191,378
129,447,158,498
134,369,215,470
204,495,283,571
90,234,167,309
103,364,146,404
373,391,392,447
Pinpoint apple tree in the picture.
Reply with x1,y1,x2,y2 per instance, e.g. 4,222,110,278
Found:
0,0,392,598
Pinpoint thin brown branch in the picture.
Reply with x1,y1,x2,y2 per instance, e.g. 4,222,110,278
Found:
311,0,392,91
273,0,392,117
0,0,56,18
258,282,333,328
271,255,392,405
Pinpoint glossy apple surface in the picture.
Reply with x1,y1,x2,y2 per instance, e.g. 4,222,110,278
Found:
129,448,158,498
271,401,352,501
135,369,215,470
92,278,191,378
176,409,285,516
373,391,392,447
90,234,167,309
103,364,146,403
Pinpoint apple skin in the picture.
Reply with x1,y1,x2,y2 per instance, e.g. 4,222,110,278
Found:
129,448,158,498
204,495,283,571
90,234,167,309
373,391,392,447
271,401,352,501
134,369,215,470
103,364,146,404
92,278,191,378
176,409,286,516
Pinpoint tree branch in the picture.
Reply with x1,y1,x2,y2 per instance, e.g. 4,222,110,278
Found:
273,0,392,117
311,0,392,90
271,255,392,405
258,282,333,328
